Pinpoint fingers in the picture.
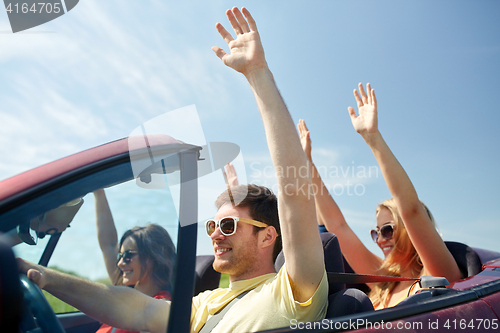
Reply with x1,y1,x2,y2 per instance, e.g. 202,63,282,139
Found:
354,83,376,107
225,162,236,176
297,119,305,136
212,23,231,63
366,83,372,104
16,257,28,273
227,7,251,36
226,8,243,36
215,22,234,45
298,119,310,138
224,162,239,187
348,106,357,121
27,269,44,288
371,88,377,108
241,7,258,32
353,89,363,109
211,46,227,60
225,7,256,36
297,119,312,159
213,7,256,63
27,268,39,280
232,7,251,33
301,119,310,132
358,83,369,105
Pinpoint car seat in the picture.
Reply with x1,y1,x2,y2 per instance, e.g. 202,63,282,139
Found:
342,257,371,294
194,255,221,295
341,240,482,294
395,241,481,307
275,232,374,317
0,237,23,331
444,241,482,278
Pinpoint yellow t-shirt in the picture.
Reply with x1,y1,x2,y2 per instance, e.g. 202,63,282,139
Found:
190,266,328,333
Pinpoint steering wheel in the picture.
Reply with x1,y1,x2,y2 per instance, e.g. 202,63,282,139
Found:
19,274,65,333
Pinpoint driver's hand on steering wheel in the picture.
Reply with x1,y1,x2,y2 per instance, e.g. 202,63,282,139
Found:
17,258,46,289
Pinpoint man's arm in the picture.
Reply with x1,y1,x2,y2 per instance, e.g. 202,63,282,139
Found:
213,7,324,302
298,120,383,275
349,83,460,283
17,258,169,333
94,189,121,284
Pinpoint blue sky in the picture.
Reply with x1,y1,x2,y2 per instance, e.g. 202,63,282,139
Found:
2,0,499,260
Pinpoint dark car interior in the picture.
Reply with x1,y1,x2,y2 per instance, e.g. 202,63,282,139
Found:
0,238,23,332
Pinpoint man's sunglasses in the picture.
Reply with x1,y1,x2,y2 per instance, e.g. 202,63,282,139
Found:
205,216,268,237
370,224,395,243
117,250,138,264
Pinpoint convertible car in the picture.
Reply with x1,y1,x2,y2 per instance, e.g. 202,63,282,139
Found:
1,135,499,332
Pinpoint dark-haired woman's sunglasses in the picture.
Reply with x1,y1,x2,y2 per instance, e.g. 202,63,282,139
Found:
117,250,138,264
370,224,395,243
205,216,268,237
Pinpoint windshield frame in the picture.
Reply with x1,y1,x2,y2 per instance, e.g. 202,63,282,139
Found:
0,136,201,333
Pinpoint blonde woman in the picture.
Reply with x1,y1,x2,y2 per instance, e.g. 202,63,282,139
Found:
298,83,460,309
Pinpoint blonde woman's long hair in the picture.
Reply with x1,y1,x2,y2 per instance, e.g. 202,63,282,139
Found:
368,198,436,309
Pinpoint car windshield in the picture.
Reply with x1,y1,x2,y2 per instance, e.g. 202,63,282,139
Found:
9,148,184,314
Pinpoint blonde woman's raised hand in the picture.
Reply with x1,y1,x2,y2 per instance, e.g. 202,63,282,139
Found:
348,83,378,136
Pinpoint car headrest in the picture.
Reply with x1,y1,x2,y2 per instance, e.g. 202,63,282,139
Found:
326,288,374,318
274,232,345,294
445,241,482,278
194,255,221,295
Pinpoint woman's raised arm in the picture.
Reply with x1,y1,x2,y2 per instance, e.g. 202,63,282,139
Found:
298,119,383,275
348,83,460,283
94,189,122,284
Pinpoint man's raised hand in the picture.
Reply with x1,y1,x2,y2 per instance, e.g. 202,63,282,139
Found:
212,7,267,76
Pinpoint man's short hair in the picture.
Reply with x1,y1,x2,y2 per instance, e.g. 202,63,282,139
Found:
215,184,282,261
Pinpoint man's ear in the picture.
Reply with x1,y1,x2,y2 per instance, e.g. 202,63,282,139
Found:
259,226,277,250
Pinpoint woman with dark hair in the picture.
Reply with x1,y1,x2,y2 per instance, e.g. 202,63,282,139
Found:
93,189,175,333
298,83,460,309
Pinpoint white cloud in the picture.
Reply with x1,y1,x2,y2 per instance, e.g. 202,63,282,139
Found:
0,1,241,181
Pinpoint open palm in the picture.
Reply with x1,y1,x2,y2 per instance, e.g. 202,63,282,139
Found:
212,7,267,76
348,83,378,135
